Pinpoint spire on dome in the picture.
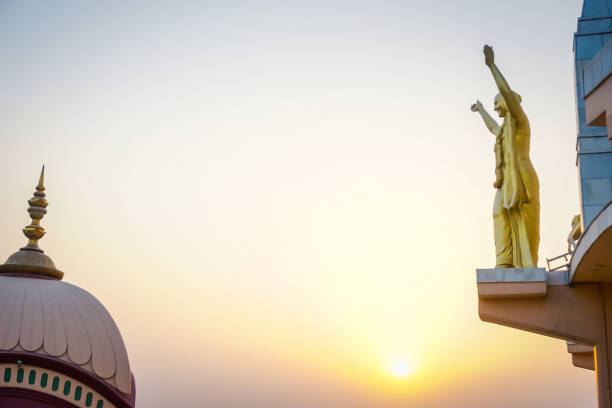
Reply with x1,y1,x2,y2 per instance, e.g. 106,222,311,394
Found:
0,166,63,280
22,165,48,252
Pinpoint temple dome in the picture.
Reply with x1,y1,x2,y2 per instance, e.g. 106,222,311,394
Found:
0,275,132,394
0,167,135,407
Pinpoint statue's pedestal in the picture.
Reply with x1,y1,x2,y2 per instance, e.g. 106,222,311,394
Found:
476,267,548,299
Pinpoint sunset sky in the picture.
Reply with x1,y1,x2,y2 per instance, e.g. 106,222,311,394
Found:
0,1,595,407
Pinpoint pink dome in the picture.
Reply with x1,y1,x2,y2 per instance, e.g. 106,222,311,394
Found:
0,275,132,395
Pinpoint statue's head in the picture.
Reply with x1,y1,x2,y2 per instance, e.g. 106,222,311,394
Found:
494,92,522,118
571,214,581,228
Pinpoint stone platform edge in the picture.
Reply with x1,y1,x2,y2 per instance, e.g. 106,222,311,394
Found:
476,268,570,299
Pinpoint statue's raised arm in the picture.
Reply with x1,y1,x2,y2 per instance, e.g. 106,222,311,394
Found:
471,99,501,135
484,45,527,125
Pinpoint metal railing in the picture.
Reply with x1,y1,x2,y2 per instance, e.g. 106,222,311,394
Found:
546,238,579,272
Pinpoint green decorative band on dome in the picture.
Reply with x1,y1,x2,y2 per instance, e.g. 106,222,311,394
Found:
28,369,36,384
0,363,109,408
63,380,71,395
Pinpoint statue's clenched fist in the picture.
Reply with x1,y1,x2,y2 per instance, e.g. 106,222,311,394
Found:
484,44,494,66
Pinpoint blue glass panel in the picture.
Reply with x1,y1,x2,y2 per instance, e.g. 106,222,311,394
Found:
583,204,603,227
576,35,604,59
580,0,612,19
578,137,612,153
579,18,612,33
581,177,612,205
579,152,612,178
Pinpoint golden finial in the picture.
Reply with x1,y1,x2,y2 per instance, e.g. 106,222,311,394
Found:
21,165,48,252
0,166,63,279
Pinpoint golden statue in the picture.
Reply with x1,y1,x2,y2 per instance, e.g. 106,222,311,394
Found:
471,45,540,268
567,214,582,251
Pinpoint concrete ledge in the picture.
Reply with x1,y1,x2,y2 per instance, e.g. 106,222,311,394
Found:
567,341,594,354
573,352,596,371
476,268,547,299
548,269,570,286
567,342,596,371
477,282,547,299
477,268,547,282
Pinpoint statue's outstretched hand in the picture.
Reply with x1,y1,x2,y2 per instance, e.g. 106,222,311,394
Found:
484,45,494,66
471,100,483,112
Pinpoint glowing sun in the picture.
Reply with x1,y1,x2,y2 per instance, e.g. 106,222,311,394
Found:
389,360,413,379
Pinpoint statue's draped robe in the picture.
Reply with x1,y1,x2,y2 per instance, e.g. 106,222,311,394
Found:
493,116,540,268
